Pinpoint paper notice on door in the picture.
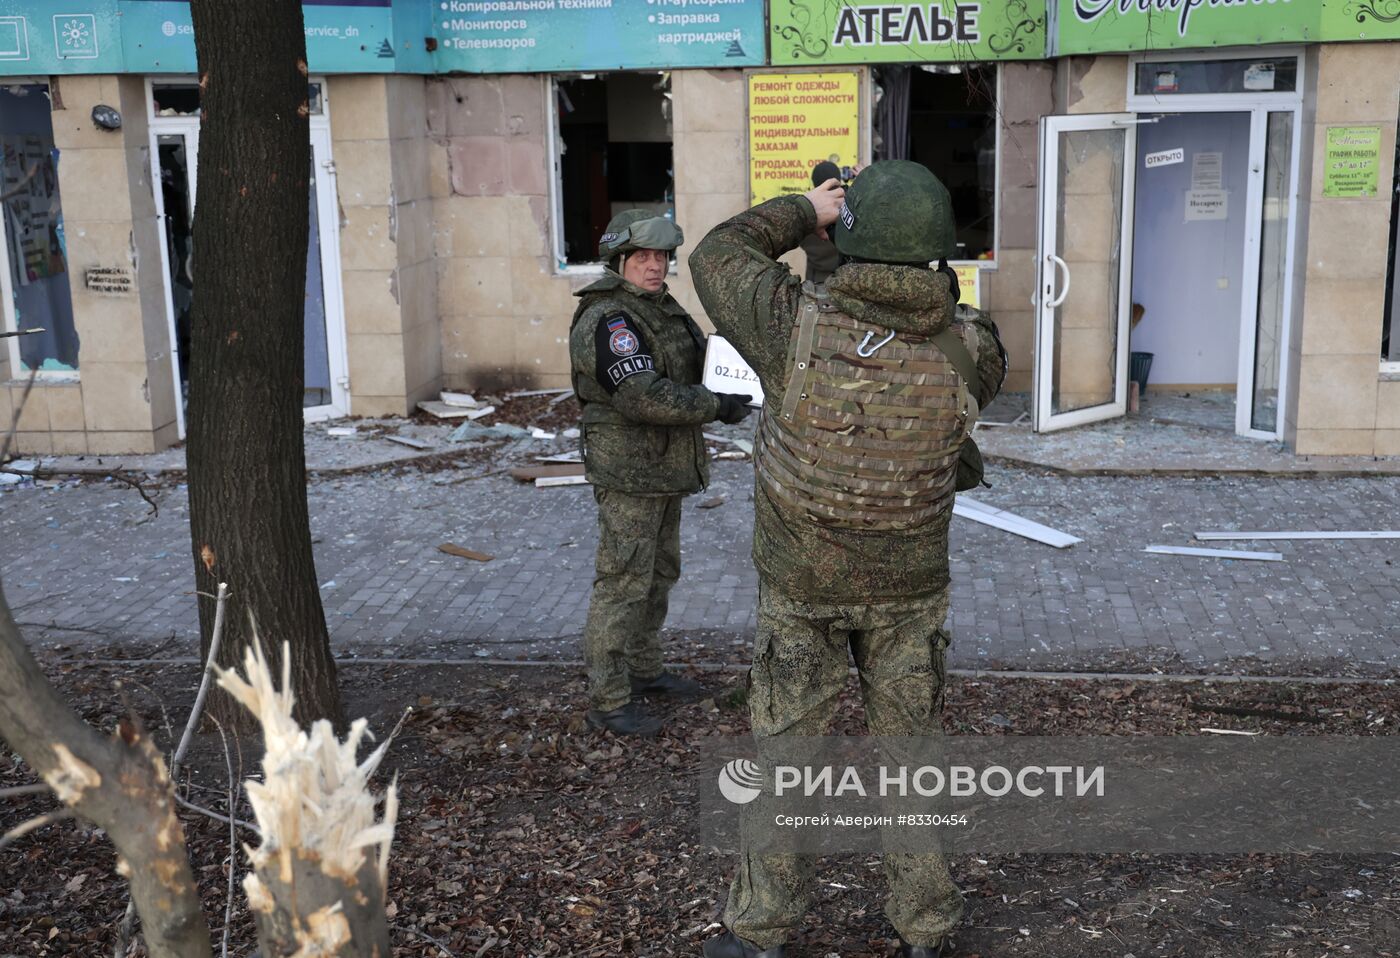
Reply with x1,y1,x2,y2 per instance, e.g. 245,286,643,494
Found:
1185,189,1228,221
703,335,765,406
1192,152,1223,191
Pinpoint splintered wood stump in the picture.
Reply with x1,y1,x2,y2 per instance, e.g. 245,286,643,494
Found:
247,853,391,957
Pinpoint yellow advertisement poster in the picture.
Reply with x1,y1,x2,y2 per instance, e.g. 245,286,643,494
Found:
748,71,860,207
952,265,982,310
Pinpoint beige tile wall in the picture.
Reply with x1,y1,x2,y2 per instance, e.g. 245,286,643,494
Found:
6,75,171,455
1291,44,1400,456
330,76,442,416
983,63,1054,393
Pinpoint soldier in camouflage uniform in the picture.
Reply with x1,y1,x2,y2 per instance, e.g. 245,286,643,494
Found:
689,163,1008,957
570,209,755,738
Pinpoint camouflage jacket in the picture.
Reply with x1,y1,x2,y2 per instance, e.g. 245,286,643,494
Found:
690,195,1007,603
569,270,720,496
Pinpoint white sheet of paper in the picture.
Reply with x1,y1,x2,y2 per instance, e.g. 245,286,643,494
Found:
1185,189,1228,221
703,335,765,406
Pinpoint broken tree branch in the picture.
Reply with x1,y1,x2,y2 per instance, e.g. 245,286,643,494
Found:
0,467,162,518
172,582,230,780
0,578,213,958
0,808,75,849
214,719,236,958
0,783,49,800
112,901,137,958
174,793,259,835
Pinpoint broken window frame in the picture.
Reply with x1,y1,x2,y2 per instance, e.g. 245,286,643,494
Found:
874,62,1002,268
546,71,678,274
0,78,80,380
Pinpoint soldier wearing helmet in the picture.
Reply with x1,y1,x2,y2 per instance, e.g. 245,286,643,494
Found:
569,209,754,738
689,163,1008,956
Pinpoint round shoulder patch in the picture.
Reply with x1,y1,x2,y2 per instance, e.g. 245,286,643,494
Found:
609,327,640,357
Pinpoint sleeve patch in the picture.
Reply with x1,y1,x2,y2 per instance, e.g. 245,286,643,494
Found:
595,312,655,394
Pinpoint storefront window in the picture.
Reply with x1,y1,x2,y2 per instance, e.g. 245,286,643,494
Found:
1134,58,1298,97
873,64,997,261
151,80,323,118
553,73,674,266
0,83,78,373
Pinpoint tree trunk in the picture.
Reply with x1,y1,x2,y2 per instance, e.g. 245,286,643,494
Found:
0,580,213,958
187,0,343,727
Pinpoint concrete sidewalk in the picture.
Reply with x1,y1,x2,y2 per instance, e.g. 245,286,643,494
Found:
3,448,1398,676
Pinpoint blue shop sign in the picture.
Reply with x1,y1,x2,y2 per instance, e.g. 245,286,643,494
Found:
118,0,407,73
429,0,765,72
0,0,766,74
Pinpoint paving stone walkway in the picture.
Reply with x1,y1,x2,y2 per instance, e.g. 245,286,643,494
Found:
4,451,1398,676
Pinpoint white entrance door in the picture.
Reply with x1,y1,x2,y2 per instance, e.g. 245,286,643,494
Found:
304,126,350,422
150,87,349,435
1033,114,1138,433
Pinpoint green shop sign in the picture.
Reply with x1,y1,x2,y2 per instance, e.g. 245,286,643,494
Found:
1321,1,1400,41
1058,0,1400,54
770,0,1048,64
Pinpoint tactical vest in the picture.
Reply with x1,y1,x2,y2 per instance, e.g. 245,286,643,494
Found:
754,286,977,531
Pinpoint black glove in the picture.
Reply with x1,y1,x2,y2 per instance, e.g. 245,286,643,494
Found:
715,393,753,424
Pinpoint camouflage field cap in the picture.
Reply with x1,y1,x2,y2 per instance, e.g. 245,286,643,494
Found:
833,160,956,264
599,209,685,259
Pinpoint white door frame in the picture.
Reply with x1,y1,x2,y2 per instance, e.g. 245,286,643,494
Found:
146,77,350,436
1033,113,1138,433
305,121,351,423
1126,48,1305,441
146,104,198,439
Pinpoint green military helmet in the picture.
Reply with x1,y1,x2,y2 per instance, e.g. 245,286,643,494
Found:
598,209,684,259
832,160,956,264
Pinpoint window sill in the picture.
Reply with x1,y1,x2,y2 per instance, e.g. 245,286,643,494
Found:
1381,362,1400,381
5,373,80,386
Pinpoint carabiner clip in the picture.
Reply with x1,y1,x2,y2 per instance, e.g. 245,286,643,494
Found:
856,329,896,358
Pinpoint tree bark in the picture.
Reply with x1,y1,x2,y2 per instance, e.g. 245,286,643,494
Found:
0,580,213,958
187,0,343,727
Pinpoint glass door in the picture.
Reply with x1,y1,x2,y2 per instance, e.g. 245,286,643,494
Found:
151,121,199,438
304,126,349,420
1236,110,1297,439
1034,114,1138,433
150,80,348,435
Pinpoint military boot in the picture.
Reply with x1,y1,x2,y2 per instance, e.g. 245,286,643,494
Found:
631,670,708,699
586,702,662,738
701,929,786,958
896,936,947,957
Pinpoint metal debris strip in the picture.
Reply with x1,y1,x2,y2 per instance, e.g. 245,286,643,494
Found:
1196,530,1400,541
536,475,589,488
954,496,1082,549
508,388,574,399
0,327,44,339
1144,545,1284,563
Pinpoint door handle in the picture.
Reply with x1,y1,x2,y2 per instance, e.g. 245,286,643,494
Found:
1046,253,1072,309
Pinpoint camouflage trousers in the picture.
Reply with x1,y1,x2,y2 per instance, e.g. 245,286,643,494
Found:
723,581,963,949
583,487,683,711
